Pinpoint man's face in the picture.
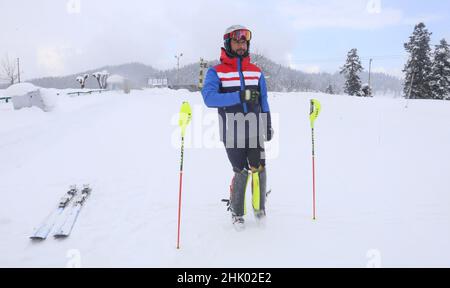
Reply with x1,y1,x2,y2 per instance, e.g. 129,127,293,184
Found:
230,38,248,56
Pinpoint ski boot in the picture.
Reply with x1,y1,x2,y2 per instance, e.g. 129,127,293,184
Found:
232,214,245,232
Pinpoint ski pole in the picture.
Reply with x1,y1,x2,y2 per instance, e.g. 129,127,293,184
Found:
177,101,192,249
310,99,321,220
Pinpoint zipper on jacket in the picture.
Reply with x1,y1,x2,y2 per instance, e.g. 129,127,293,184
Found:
237,57,248,113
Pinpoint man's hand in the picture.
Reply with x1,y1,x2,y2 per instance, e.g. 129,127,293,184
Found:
240,89,260,104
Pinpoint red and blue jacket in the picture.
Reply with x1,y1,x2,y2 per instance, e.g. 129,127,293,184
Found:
202,48,271,144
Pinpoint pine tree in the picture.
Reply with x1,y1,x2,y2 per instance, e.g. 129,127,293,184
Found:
403,22,433,99
361,84,372,97
340,48,363,96
430,38,450,100
325,84,334,95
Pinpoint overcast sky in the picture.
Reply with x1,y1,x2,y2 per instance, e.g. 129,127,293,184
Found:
1,0,449,80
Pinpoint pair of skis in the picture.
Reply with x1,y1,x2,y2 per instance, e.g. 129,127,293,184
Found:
30,184,92,240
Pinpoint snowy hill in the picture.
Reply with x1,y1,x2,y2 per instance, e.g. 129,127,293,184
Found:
24,59,403,96
0,89,449,267
27,62,160,90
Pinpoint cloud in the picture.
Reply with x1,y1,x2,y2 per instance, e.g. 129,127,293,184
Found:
36,46,66,76
1,0,301,78
402,14,446,26
1,0,447,79
286,53,321,73
277,0,405,30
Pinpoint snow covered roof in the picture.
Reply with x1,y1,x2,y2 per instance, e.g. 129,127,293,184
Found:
4,83,40,97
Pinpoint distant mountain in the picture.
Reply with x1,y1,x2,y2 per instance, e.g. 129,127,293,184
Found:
29,62,161,89
25,55,403,95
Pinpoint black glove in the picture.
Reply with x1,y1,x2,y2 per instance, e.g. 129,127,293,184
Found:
240,89,260,104
265,127,274,142
262,112,274,142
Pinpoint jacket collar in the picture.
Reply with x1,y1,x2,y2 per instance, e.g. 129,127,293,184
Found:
220,48,251,69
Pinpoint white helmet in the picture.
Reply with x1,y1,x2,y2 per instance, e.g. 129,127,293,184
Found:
224,25,249,36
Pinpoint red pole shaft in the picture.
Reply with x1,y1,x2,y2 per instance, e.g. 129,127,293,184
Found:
177,137,185,249
177,171,183,249
312,156,316,220
311,127,316,220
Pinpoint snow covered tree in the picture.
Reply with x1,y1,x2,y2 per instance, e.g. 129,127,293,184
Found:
430,39,450,100
325,84,334,94
1,54,19,86
403,22,433,99
92,72,102,89
92,71,109,89
76,74,89,89
340,48,363,96
361,84,373,97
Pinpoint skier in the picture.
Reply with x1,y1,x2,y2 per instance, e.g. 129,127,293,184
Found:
201,25,273,230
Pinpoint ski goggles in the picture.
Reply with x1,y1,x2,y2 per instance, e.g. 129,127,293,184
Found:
224,29,252,41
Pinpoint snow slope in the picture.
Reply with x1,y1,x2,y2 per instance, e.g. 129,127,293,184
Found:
0,89,449,267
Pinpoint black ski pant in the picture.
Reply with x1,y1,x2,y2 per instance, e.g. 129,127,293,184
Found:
225,145,266,172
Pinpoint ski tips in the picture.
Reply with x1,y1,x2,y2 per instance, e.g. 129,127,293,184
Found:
29,236,46,241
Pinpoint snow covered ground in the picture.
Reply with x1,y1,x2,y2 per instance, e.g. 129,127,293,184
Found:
0,88,449,267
